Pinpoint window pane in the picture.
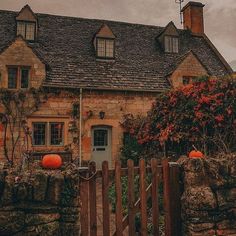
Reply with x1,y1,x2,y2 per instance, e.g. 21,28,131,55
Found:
164,36,171,53
33,123,46,145
50,123,64,145
183,76,190,85
94,129,108,146
17,22,26,37
105,40,114,58
8,68,17,89
165,36,179,53
97,39,106,57
173,38,179,53
21,68,29,88
26,23,35,40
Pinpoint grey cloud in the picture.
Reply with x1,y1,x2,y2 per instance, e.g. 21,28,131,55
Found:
0,0,235,62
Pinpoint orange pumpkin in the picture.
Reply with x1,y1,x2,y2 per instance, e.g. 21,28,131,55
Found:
189,150,204,159
42,154,62,169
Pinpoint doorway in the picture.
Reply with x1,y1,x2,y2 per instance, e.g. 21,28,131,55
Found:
91,126,112,169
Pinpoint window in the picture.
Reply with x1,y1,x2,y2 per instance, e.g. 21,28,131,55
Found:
7,66,30,89
183,76,191,85
33,123,46,146
93,129,108,146
96,38,115,58
182,76,197,85
8,68,17,89
164,36,179,53
17,21,35,41
33,122,64,146
50,123,64,145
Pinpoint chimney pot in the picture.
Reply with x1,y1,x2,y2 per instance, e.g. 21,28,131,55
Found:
181,1,205,34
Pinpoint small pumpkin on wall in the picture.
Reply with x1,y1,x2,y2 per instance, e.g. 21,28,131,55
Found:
189,145,204,159
42,154,62,169
189,150,204,159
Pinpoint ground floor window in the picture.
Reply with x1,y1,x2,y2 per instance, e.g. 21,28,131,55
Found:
33,122,64,146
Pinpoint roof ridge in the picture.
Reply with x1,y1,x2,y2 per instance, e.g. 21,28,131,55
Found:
0,8,167,30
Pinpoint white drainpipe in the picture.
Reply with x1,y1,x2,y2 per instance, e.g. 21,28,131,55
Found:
79,88,83,167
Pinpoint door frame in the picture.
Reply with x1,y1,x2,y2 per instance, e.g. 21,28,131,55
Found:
91,125,112,168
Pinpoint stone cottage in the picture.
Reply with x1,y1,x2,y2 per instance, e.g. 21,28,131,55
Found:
0,2,233,168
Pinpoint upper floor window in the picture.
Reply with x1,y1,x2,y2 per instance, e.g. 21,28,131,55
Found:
96,38,115,59
17,21,36,41
182,76,196,85
164,36,179,53
8,66,30,89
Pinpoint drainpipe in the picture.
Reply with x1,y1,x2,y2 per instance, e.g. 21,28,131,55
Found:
79,88,83,167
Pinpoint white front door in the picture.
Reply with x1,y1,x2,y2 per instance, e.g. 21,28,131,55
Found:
91,126,112,169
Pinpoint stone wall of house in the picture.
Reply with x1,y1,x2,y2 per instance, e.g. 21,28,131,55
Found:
0,37,46,89
81,90,157,165
170,52,208,88
0,165,80,235
178,155,236,236
0,89,157,166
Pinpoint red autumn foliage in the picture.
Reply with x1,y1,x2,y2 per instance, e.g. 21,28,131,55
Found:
121,77,236,155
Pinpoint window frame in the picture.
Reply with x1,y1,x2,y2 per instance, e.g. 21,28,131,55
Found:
164,35,179,54
182,76,197,86
49,122,64,146
16,20,36,42
7,67,18,89
7,66,30,90
32,122,47,146
32,122,65,147
96,37,115,59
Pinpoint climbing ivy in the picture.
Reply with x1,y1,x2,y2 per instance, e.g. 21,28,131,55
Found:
0,87,46,165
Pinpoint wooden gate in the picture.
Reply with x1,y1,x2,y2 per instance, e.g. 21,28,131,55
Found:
79,159,181,236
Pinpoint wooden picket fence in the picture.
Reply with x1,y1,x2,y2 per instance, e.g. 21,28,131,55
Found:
79,159,181,236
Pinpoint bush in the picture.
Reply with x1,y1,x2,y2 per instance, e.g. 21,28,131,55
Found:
122,77,236,156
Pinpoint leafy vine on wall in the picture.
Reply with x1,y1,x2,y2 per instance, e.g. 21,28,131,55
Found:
0,87,46,166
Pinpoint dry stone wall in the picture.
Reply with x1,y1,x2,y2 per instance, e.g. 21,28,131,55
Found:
0,165,80,236
178,155,236,236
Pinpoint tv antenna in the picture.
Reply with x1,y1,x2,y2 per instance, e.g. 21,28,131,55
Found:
175,0,184,25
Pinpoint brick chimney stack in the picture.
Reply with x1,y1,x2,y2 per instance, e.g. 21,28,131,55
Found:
181,1,205,34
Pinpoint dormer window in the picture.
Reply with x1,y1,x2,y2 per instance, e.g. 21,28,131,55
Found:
94,24,116,60
17,21,36,41
157,22,179,54
16,5,37,41
164,36,179,53
96,38,115,58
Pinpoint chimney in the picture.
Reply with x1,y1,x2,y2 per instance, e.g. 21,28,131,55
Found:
181,1,205,34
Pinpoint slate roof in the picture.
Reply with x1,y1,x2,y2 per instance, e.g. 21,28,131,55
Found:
0,9,233,92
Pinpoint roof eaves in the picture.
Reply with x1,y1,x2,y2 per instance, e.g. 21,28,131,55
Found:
42,83,168,93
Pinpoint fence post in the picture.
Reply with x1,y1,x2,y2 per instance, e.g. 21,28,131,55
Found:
162,159,171,236
79,170,89,236
163,160,181,236
89,162,97,236
169,162,181,236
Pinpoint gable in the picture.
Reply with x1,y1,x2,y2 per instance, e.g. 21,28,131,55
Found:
0,37,46,88
161,22,179,36
169,51,209,88
16,5,37,22
95,24,115,39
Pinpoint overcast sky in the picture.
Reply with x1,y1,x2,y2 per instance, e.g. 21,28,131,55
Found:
0,0,235,64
